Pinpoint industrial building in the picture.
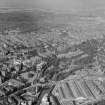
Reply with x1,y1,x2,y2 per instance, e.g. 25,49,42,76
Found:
52,76,105,105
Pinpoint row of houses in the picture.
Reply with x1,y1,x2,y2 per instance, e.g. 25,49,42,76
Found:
0,79,25,97
52,76,105,105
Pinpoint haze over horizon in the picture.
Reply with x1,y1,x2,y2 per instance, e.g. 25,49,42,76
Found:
0,0,105,12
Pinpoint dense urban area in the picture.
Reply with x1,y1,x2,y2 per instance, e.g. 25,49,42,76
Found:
0,9,105,105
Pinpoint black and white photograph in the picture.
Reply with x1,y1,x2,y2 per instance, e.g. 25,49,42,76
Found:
0,0,105,105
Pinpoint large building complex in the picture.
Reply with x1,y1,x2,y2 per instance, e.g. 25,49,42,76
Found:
52,75,105,105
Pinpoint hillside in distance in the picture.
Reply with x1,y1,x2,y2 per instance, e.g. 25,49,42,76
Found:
0,9,105,38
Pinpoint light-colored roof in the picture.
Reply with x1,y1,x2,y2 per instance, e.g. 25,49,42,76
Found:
53,76,105,105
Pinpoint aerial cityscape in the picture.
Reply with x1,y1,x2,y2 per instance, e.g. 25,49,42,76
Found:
0,0,105,105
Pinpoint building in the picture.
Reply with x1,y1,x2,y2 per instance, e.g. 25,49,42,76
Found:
8,28,20,35
36,61,47,72
52,75,105,105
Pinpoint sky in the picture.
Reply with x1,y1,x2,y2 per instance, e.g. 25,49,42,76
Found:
0,0,105,11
